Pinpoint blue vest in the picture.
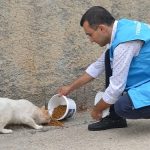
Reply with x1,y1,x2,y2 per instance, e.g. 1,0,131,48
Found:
110,19,150,109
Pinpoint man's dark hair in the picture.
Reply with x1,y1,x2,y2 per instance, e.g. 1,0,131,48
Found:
80,6,115,28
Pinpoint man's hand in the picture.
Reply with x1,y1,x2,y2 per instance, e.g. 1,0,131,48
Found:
57,85,72,96
91,106,102,120
91,98,111,120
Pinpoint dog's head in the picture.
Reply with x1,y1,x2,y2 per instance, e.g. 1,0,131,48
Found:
35,106,51,124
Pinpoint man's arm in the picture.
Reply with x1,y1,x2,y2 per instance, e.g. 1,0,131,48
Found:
68,72,94,92
58,72,94,96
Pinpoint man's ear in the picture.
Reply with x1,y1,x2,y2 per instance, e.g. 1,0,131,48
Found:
98,24,107,33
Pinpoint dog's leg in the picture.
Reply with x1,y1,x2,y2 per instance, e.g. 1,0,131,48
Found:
0,121,13,134
22,117,43,130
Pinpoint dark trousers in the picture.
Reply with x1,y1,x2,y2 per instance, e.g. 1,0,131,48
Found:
105,50,150,119
114,93,150,119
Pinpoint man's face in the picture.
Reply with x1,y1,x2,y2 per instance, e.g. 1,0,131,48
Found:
83,21,110,47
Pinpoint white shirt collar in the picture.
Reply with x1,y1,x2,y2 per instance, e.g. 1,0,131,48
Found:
106,20,118,49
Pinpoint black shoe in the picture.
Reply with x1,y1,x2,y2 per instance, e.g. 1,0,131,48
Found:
88,116,127,131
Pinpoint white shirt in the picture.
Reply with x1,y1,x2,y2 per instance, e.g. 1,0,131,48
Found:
86,21,143,104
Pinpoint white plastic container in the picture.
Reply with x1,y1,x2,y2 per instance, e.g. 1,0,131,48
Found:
94,91,110,118
48,94,76,120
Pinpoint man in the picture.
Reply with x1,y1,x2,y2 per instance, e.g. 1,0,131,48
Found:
58,6,150,131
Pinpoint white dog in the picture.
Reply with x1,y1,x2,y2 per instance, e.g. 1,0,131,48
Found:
0,98,50,134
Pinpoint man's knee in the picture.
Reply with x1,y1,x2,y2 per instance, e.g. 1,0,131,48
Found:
114,100,125,117
114,94,132,117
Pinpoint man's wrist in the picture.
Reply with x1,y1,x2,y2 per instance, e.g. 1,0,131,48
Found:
93,105,103,113
94,98,111,112
69,84,75,92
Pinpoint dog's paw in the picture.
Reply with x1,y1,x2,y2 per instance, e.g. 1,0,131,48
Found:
1,129,13,134
35,125,43,130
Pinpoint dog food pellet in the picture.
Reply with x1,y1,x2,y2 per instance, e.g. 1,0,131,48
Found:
52,105,67,119
48,119,64,127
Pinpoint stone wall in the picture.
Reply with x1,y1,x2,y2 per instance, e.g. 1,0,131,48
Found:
0,0,150,109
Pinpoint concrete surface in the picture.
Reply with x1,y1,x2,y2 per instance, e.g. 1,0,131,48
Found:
1,111,150,150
